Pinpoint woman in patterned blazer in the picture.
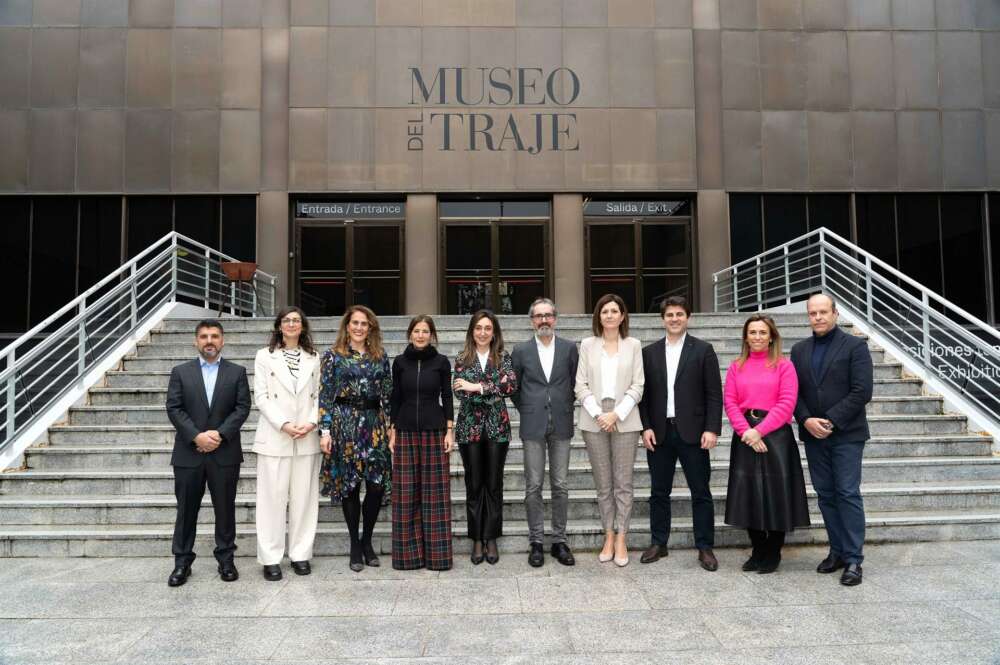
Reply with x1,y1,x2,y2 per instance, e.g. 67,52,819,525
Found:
452,309,518,565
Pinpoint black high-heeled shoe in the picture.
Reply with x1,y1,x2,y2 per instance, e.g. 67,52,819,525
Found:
362,540,380,567
349,539,364,572
471,540,484,565
485,539,499,565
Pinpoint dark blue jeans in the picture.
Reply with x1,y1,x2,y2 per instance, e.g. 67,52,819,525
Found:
804,437,865,564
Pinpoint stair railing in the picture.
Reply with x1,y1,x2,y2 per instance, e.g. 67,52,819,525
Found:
0,232,277,461
713,227,1000,445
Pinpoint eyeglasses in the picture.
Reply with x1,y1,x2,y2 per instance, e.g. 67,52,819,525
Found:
531,313,556,321
281,318,302,325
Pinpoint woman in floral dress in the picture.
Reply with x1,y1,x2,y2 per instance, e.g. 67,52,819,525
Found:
319,305,392,572
453,309,517,565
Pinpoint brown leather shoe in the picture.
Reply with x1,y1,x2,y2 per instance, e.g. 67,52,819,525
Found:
640,544,668,564
698,548,719,572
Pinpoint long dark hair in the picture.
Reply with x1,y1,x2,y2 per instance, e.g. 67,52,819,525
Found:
333,305,385,360
591,293,630,338
268,306,316,355
458,309,504,368
406,314,438,346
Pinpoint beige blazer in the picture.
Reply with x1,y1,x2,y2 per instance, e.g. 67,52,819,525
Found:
574,335,645,433
252,346,321,456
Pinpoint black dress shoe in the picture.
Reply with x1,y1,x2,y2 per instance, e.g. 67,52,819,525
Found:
218,560,239,582
640,544,668,564
816,554,846,574
528,542,544,568
840,563,863,586
741,556,760,572
262,564,282,581
485,539,499,565
698,548,719,572
290,560,311,576
551,542,575,566
167,565,191,587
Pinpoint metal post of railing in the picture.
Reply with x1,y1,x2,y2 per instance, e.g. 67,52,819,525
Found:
129,263,138,327
6,348,15,441
170,234,178,302
783,245,791,305
865,255,873,322
921,291,931,365
203,248,211,309
755,256,763,311
229,280,236,316
733,266,739,311
77,301,87,386
713,273,719,312
819,242,828,293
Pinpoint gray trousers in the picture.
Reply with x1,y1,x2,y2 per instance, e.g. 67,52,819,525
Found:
583,416,639,533
523,434,571,545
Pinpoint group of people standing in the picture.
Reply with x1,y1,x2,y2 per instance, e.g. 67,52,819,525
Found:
164,292,872,589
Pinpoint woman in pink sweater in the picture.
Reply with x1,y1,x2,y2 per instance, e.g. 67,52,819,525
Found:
723,314,809,573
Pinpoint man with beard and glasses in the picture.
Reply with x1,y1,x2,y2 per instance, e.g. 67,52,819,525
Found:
511,298,580,567
165,320,251,587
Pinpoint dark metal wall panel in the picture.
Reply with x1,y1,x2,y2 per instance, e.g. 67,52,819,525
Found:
0,28,30,108
723,110,762,187
129,0,175,27
33,0,81,25
694,27,723,187
0,110,29,190
81,0,128,27
172,109,220,191
260,25,288,189
175,0,221,27
847,0,891,29
657,108,697,186
29,108,77,191
852,111,897,188
985,33,1000,109
30,28,80,107
804,0,848,29
289,27,327,107
654,29,694,109
938,32,983,109
892,0,935,30
848,32,894,110
174,28,221,109
331,0,374,25
759,31,805,110
79,28,126,107
988,111,1000,187
721,31,760,110
125,109,172,191
222,0,262,27
808,111,853,188
77,108,124,191
654,0,693,28
328,27,374,107
327,108,374,189
288,107,327,188
942,111,986,187
761,110,808,188
220,109,260,190
935,0,977,29
894,31,938,109
805,31,849,110
758,0,803,29
897,110,942,188
221,29,261,108
127,29,173,107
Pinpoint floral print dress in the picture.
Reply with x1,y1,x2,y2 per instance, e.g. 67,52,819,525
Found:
453,351,517,445
319,349,392,504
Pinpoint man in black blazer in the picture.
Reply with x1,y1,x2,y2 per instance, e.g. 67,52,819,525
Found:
638,297,723,571
791,294,873,587
511,298,579,567
165,319,251,587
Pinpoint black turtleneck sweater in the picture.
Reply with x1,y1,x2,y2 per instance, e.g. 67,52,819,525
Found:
811,326,838,378
389,344,454,431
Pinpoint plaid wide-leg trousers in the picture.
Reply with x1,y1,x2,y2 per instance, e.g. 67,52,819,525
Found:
391,430,453,570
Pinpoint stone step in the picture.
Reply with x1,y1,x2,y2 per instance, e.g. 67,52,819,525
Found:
3,510,1000,557
22,434,993,471
3,482,1000,526
5,456,999,495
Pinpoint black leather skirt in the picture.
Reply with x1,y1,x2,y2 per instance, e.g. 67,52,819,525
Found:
724,410,810,532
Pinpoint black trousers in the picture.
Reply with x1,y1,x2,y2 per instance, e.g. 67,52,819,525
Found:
646,424,714,550
459,440,509,541
172,456,240,567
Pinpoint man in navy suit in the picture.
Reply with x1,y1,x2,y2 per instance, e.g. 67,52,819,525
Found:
790,294,873,586
165,320,251,587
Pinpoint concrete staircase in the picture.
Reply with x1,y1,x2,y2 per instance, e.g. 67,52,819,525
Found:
1,313,998,557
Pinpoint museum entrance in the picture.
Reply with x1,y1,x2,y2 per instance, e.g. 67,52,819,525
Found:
440,200,551,315
293,201,404,316
584,199,694,313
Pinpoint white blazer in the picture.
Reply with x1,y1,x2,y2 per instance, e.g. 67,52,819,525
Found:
252,346,321,456
574,335,645,433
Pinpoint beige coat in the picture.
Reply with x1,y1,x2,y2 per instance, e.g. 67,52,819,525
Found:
574,335,645,433
252,347,321,456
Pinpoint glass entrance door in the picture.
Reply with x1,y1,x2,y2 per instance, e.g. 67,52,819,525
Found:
586,219,693,313
443,221,549,315
296,222,403,316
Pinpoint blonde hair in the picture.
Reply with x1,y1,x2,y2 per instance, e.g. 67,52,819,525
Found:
333,305,384,360
737,314,782,368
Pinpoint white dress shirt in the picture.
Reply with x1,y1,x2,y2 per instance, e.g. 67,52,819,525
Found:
535,336,555,382
582,345,636,421
665,333,686,418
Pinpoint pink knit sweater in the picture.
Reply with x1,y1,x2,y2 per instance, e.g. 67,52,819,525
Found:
723,351,799,437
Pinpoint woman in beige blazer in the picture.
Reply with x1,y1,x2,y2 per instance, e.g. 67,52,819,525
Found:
575,293,645,566
253,306,321,581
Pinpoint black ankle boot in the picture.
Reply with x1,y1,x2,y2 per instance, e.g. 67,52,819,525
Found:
757,531,784,574
743,529,764,572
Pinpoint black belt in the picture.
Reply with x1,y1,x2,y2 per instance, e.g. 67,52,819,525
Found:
745,409,769,422
334,396,381,410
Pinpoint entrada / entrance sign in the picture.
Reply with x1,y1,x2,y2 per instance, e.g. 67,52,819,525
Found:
407,66,581,154
296,202,405,219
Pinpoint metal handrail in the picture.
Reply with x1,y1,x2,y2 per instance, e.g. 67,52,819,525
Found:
713,227,1000,434
0,232,277,454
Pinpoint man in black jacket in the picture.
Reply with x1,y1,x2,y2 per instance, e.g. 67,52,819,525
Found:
638,297,723,570
165,320,251,587
791,294,873,586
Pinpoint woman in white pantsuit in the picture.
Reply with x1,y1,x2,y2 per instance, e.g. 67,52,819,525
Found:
575,293,645,567
253,306,322,581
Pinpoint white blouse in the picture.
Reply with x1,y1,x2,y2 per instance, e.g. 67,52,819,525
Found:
582,344,637,422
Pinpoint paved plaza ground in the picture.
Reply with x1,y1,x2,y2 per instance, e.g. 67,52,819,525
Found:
1,540,999,664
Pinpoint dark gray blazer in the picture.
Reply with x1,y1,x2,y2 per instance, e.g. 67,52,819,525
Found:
165,358,252,468
511,336,579,441
790,325,874,444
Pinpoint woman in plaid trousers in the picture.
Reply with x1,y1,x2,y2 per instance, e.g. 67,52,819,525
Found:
388,315,455,571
